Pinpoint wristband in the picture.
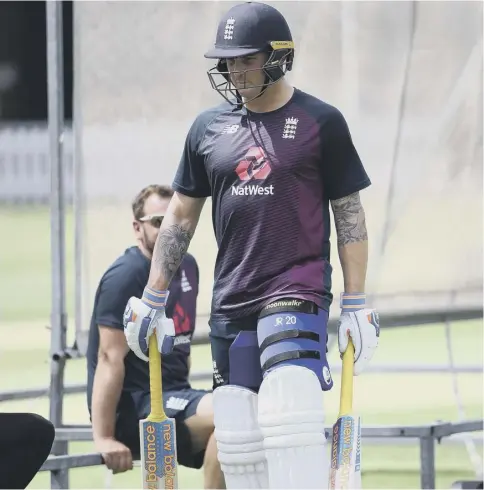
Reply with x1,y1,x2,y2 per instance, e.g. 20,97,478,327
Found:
141,287,167,310
340,292,366,313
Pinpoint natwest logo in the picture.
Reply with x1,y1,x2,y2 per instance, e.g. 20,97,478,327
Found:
232,146,274,196
235,147,271,181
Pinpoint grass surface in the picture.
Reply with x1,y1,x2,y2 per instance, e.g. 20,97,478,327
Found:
0,205,482,488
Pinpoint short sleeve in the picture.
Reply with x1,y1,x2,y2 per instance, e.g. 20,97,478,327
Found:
320,109,371,201
172,116,212,198
95,265,139,330
193,257,200,287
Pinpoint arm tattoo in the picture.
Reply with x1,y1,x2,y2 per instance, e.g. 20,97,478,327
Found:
331,192,368,247
154,224,193,282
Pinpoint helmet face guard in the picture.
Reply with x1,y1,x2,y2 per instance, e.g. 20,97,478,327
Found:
206,41,294,107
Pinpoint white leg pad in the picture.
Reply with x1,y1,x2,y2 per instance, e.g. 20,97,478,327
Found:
213,385,269,489
258,365,328,489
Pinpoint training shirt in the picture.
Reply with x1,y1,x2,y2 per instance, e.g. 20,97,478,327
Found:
172,88,371,322
86,246,199,413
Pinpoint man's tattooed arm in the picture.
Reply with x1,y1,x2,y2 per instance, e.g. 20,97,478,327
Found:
154,224,193,284
330,192,368,292
146,193,205,291
331,192,368,246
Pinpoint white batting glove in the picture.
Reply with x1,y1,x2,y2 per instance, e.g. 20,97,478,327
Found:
123,288,176,362
337,293,380,376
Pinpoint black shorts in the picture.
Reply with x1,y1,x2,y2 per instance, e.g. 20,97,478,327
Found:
209,313,259,390
115,388,210,469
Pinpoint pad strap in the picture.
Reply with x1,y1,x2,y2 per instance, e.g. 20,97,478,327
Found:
261,350,320,373
259,329,319,353
260,329,321,372
259,298,318,319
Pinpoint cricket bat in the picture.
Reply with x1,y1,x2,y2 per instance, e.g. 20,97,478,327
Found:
329,338,362,489
139,334,178,489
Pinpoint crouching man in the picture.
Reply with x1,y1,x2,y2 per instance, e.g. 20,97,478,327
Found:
86,184,225,489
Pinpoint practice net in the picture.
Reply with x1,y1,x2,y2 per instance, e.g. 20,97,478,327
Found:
72,1,483,334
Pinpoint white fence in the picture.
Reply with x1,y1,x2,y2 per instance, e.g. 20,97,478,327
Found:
0,124,74,204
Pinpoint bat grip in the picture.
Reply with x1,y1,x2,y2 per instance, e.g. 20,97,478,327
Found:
148,333,165,421
339,338,354,417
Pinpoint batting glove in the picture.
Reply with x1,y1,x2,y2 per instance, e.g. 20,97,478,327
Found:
123,287,176,362
337,293,380,376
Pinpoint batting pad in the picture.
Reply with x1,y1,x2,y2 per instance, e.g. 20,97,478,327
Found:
258,365,328,489
213,385,268,489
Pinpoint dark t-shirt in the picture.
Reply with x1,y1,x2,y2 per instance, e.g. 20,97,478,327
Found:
172,88,371,322
86,246,199,412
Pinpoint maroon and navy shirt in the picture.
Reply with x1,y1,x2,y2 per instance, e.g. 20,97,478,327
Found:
173,88,371,322
86,246,199,413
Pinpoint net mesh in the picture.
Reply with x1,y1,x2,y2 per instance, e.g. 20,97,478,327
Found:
73,1,482,330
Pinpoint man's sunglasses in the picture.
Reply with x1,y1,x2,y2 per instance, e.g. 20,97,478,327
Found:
139,214,164,228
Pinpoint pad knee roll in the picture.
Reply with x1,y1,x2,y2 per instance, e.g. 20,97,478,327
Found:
258,365,329,489
213,385,268,489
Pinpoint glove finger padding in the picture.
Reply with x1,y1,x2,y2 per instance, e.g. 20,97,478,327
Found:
337,319,348,353
123,297,153,362
353,309,380,376
337,314,359,355
338,314,363,363
124,318,150,362
155,316,176,355
338,309,380,376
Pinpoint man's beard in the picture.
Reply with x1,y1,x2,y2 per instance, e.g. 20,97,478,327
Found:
142,230,156,257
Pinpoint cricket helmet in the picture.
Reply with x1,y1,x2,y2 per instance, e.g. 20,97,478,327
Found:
204,2,294,106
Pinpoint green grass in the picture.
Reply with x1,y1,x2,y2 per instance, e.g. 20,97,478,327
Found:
0,206,76,322
0,205,483,488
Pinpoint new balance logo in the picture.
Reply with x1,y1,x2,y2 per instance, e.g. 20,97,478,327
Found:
222,124,239,134
283,117,298,139
166,397,189,411
181,270,192,292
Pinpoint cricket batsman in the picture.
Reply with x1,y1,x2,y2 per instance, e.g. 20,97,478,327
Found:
123,2,380,488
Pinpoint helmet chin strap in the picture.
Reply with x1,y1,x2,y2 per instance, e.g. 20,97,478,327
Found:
234,73,272,109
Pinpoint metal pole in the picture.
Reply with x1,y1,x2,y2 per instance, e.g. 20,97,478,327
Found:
419,436,436,489
46,1,69,488
72,1,86,354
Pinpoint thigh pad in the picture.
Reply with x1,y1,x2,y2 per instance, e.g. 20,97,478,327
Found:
257,298,333,391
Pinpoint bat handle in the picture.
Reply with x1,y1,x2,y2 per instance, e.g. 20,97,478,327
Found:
148,333,165,420
339,337,354,417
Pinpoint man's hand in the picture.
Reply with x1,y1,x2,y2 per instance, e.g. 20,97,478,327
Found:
338,293,380,375
95,437,133,474
123,288,176,362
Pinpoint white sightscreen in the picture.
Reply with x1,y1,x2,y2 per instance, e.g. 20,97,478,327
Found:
73,1,483,332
